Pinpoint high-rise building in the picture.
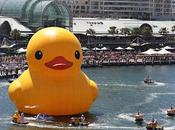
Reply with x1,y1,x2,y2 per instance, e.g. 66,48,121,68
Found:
172,0,175,16
58,0,173,20
0,0,72,30
150,0,172,20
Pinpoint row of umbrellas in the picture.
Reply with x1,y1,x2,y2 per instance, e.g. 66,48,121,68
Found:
82,46,134,51
82,46,175,52
141,48,173,55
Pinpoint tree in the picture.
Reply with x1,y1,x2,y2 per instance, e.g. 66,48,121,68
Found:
171,25,175,33
108,26,118,35
159,27,169,35
140,26,153,36
86,28,96,56
10,29,21,43
86,28,96,36
131,27,141,36
120,28,130,36
158,27,169,45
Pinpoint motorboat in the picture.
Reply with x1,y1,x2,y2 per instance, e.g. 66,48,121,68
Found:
144,76,155,84
146,119,164,130
69,116,90,127
167,107,175,116
11,120,29,126
70,121,90,127
8,78,16,83
135,112,144,122
11,114,29,126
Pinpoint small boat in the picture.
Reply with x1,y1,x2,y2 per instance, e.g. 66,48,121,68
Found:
144,76,155,84
146,119,164,130
70,121,90,127
69,116,90,127
135,112,144,122
167,107,175,116
8,78,16,83
11,120,29,126
35,113,47,121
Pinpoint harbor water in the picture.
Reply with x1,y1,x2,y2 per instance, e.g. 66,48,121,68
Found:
0,65,175,130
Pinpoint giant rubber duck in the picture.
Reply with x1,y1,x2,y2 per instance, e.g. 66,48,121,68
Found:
8,27,98,116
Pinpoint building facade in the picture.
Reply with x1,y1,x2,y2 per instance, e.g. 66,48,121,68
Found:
172,0,175,16
0,0,72,30
59,0,173,20
150,0,172,20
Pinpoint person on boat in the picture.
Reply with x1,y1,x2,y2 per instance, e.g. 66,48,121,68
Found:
35,113,46,120
80,114,85,122
36,113,43,120
12,111,21,123
20,112,25,123
70,117,76,125
144,76,149,83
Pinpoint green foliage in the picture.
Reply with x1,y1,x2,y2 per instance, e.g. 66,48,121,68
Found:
131,27,141,36
10,29,20,40
120,28,131,35
140,26,153,36
171,25,175,32
108,26,118,35
86,28,96,36
159,27,169,35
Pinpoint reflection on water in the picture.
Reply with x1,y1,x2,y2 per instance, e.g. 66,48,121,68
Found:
1,66,175,130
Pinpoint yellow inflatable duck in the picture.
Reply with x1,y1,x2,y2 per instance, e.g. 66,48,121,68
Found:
8,27,98,116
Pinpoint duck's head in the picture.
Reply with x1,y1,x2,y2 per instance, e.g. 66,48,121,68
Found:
26,27,83,77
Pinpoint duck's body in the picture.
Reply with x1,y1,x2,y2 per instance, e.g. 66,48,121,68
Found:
8,27,98,116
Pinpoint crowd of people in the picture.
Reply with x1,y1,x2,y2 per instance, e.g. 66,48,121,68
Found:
83,50,175,67
0,54,26,77
0,49,175,78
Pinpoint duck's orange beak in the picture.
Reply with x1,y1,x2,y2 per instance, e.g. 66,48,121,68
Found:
45,56,73,70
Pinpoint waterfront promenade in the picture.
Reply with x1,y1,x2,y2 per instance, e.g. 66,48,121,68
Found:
82,50,175,67
0,49,175,79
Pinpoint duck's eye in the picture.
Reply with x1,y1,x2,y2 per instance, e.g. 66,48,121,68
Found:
75,50,80,59
35,50,43,60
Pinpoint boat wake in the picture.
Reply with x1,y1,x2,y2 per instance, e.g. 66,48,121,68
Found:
116,113,135,122
138,92,175,105
142,81,166,87
98,83,138,88
154,81,166,86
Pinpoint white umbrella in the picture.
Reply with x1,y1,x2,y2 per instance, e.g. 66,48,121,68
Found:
162,46,174,50
157,49,173,54
141,49,158,55
115,46,124,50
130,43,140,47
101,47,109,50
82,47,89,51
125,47,134,50
0,44,11,49
17,48,27,53
155,48,160,51
92,47,101,51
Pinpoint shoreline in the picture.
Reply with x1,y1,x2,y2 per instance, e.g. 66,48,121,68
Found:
1,60,175,80
82,61,175,68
